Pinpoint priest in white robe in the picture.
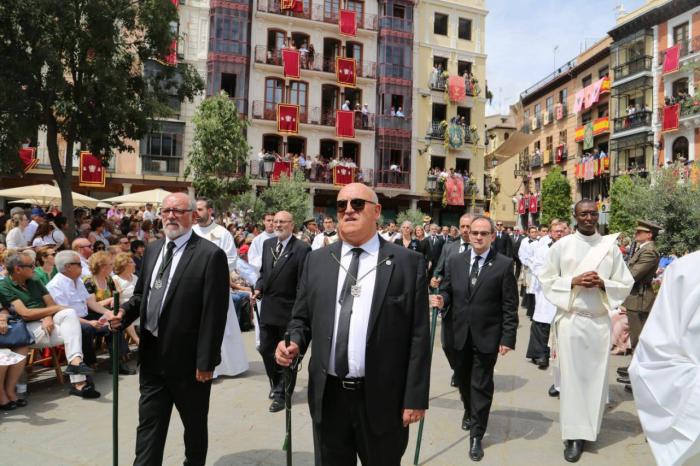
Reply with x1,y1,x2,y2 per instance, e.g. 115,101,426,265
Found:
540,200,633,463
193,198,249,378
629,250,700,466
518,226,540,318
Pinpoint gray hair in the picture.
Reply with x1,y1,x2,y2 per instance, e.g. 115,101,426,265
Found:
401,220,414,230
430,223,439,230
4,250,34,274
470,215,496,233
55,250,80,273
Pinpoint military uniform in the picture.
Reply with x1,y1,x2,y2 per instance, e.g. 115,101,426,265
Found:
622,221,661,349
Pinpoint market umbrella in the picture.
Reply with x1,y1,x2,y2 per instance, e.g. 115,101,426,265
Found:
0,184,103,209
102,188,172,206
8,199,112,209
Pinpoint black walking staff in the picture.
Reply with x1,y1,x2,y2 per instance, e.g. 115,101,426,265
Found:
413,289,440,465
111,291,120,466
282,331,300,466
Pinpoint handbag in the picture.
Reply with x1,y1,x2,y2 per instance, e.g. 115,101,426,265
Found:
0,316,35,348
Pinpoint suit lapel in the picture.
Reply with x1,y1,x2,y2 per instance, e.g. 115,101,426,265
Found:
161,233,199,313
468,248,497,301
269,236,296,282
367,238,394,340
322,242,343,347
139,239,164,318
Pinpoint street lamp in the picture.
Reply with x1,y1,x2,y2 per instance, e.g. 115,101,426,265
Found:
426,174,437,217
263,154,276,187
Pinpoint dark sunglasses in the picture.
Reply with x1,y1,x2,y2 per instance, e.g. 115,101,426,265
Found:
336,198,377,213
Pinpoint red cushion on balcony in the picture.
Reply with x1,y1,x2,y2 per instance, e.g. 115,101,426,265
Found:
336,57,356,86
663,44,681,74
272,161,292,181
662,104,680,132
277,104,300,134
79,152,105,187
282,49,301,78
18,147,38,173
333,166,355,186
339,9,357,36
336,110,355,138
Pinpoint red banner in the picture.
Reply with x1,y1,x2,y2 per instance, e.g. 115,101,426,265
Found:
282,48,301,78
555,145,563,163
165,0,178,65
277,104,300,134
333,166,355,186
663,44,681,74
18,147,38,173
336,57,356,86
447,76,466,102
662,104,680,132
445,175,464,206
281,0,303,12
79,151,105,188
335,110,355,138
555,104,564,120
339,9,357,36
517,196,526,215
528,194,538,213
271,161,292,181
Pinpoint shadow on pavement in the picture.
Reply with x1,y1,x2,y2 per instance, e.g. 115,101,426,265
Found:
494,374,528,392
489,408,554,442
213,449,315,466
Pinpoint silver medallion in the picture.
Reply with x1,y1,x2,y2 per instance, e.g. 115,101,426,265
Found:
470,278,477,286
154,279,163,289
351,284,362,297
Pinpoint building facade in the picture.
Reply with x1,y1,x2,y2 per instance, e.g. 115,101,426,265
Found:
484,114,518,225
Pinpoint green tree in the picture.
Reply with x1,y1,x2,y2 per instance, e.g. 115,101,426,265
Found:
397,209,429,227
609,175,648,236
0,0,203,236
254,171,311,228
229,191,261,225
540,166,572,226
185,92,251,211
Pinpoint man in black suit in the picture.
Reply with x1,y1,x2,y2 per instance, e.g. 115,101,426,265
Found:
425,223,445,275
276,183,430,465
254,210,311,412
431,216,518,462
493,221,514,257
115,193,230,466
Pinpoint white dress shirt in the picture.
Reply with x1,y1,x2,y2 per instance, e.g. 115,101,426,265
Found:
193,221,238,272
328,234,380,378
46,272,91,318
23,220,38,244
6,227,26,249
469,249,488,276
248,231,276,272
147,229,192,319
80,257,91,279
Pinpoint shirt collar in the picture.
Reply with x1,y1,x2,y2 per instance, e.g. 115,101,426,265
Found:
276,234,292,249
342,234,380,258
165,228,193,250
470,249,488,262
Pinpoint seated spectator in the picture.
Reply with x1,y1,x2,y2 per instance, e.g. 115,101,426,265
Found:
72,237,93,278
112,252,139,346
0,303,30,410
5,213,28,250
88,217,109,248
230,271,253,332
0,250,99,399
92,241,106,253
31,222,56,248
33,246,57,285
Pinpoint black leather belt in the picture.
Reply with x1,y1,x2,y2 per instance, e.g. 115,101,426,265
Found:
328,375,365,391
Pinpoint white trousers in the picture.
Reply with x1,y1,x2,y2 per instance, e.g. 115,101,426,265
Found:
27,308,86,383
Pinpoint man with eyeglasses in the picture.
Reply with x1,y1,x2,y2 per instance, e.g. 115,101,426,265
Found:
493,221,514,258
431,216,518,461
113,193,230,466
117,236,131,253
71,238,93,278
0,250,97,399
311,216,339,250
276,183,430,465
540,199,634,463
254,211,310,412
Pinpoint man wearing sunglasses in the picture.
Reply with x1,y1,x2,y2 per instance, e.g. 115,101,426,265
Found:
276,183,430,465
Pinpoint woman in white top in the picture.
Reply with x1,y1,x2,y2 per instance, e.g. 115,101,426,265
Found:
5,213,28,249
112,252,139,345
31,222,56,248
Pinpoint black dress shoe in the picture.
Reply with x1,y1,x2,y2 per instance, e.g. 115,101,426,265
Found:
461,411,472,431
548,384,560,397
469,437,484,461
65,362,94,375
536,358,549,369
450,374,457,387
108,362,136,375
269,398,285,413
564,439,584,462
617,366,628,376
0,401,17,411
624,384,633,393
268,389,275,399
616,375,630,384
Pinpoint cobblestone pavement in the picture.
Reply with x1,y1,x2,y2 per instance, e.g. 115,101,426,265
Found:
1,308,655,466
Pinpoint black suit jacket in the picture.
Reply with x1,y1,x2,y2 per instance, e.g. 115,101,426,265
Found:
255,235,311,327
493,232,514,258
425,235,445,269
439,248,518,354
432,239,470,279
122,232,230,376
288,237,430,435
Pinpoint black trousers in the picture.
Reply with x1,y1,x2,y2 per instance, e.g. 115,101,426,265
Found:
522,293,536,318
313,376,409,466
526,321,551,360
259,323,297,400
134,338,213,466
454,336,498,439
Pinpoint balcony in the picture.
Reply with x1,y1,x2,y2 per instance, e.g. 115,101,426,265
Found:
250,164,375,187
612,110,652,132
427,121,445,139
256,0,378,31
141,156,181,176
378,63,412,81
530,153,542,168
430,75,447,91
230,98,248,116
574,117,610,142
379,16,413,33
613,55,652,81
376,169,410,189
253,45,376,78
251,101,374,130
376,115,411,132
659,35,700,65
208,37,248,56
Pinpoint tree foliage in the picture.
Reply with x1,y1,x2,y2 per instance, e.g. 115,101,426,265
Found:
0,0,203,235
540,166,572,226
185,92,251,210
397,209,429,227
609,175,645,235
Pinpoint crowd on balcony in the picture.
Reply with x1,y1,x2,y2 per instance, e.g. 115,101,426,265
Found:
388,106,406,118
621,103,651,128
254,149,367,183
429,63,479,96
428,167,473,186
665,89,700,116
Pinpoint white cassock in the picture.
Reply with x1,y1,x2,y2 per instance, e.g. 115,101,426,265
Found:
540,231,633,441
518,238,538,294
246,230,276,348
531,236,555,324
311,231,339,250
629,250,700,466
193,222,249,378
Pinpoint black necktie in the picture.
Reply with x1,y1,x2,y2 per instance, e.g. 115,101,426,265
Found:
273,241,283,266
146,241,176,337
469,255,481,291
334,247,363,379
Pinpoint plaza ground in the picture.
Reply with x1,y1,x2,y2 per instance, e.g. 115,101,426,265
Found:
0,307,654,466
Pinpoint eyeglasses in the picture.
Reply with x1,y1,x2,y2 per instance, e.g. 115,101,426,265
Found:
469,231,492,237
496,223,503,227
67,262,82,266
18,264,35,269
162,208,192,216
78,244,91,249
273,220,291,225
336,198,376,213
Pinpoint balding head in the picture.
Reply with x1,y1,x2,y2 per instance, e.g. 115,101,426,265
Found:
337,183,381,246
273,210,294,241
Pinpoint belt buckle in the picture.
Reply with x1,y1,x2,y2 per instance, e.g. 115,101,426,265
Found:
341,380,357,390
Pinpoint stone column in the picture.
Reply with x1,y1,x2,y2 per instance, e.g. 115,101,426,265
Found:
122,183,132,195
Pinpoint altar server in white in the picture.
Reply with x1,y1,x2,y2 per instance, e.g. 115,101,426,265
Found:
540,199,633,463
630,250,700,466
193,198,248,378
246,212,277,348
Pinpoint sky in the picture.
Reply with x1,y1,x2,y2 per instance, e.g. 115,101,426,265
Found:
485,0,647,116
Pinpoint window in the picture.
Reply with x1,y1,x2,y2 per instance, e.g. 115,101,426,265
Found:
581,110,592,125
220,73,237,97
432,103,447,122
458,60,472,76
672,78,689,98
458,18,472,40
546,136,553,153
433,56,448,70
344,88,362,110
320,139,338,160
559,129,567,145
288,81,308,121
287,136,306,156
346,42,363,64
431,155,446,170
342,142,360,165
392,5,405,18
434,13,448,35
534,140,541,151
672,136,689,161
534,177,541,192
264,78,284,118
455,158,470,174
673,22,689,46
598,65,609,78
581,74,592,88
559,88,568,105
597,104,608,119
324,0,340,21
263,134,282,154
545,96,554,114
457,107,471,126
144,131,181,158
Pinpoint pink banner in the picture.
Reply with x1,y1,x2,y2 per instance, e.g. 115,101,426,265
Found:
445,175,464,206
447,76,466,102
663,44,680,74
573,89,585,113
